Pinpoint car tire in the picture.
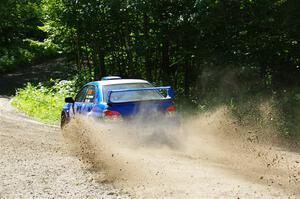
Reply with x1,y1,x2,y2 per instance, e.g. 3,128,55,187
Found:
60,112,69,129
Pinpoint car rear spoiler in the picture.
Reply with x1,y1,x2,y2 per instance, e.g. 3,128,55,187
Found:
107,86,173,103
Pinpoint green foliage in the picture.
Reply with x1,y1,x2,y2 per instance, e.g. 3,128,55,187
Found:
12,80,75,124
3,0,300,89
0,0,59,73
39,0,300,92
3,0,300,137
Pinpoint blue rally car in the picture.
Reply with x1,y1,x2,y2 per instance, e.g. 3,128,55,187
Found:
61,76,176,128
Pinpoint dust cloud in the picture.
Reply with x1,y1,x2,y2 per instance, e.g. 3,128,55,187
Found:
62,105,299,198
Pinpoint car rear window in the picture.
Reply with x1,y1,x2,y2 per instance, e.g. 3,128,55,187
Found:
102,83,164,102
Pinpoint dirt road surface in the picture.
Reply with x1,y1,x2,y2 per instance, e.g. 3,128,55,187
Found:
0,97,130,198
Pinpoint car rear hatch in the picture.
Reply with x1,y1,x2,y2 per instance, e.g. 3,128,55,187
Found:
106,87,175,118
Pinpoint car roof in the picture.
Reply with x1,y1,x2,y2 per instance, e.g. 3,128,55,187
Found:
89,79,149,86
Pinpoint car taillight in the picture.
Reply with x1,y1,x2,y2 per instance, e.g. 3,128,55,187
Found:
166,105,176,112
104,110,121,117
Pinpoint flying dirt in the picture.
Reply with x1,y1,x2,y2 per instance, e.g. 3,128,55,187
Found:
62,105,299,198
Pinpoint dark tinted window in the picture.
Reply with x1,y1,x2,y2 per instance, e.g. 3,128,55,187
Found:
75,86,89,102
102,83,163,102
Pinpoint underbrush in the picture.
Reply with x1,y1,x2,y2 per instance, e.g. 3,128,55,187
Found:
12,80,75,124
11,66,91,124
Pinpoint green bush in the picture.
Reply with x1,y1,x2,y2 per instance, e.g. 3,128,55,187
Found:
12,79,75,124
10,66,95,125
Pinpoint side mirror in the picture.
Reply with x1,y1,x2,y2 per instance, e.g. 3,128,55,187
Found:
65,97,75,103
167,87,174,98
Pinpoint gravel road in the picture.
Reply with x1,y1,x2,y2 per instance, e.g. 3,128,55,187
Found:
0,97,130,198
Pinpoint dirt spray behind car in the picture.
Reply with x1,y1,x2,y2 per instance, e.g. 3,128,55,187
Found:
62,105,300,198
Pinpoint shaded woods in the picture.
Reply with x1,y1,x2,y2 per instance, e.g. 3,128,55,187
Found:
41,0,300,94
1,0,300,137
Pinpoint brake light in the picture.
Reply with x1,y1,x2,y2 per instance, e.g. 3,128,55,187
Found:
104,110,121,117
166,105,176,112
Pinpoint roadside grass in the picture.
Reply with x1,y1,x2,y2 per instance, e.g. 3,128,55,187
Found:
11,80,75,124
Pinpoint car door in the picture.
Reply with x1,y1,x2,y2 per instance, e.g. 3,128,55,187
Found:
81,85,96,115
74,86,89,114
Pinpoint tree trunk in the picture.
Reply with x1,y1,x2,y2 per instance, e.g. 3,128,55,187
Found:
74,35,81,70
92,45,99,80
143,13,152,82
161,38,170,84
84,43,92,80
97,46,106,79
184,57,190,99
121,24,134,77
